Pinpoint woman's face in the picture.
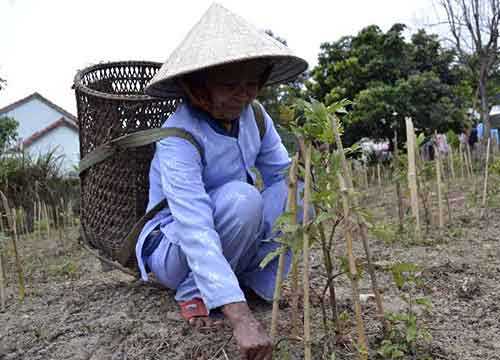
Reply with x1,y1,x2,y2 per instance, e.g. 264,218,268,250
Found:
200,61,268,121
206,76,259,121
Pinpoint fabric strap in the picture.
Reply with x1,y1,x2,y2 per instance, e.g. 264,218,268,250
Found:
79,127,204,175
80,100,266,266
251,100,266,140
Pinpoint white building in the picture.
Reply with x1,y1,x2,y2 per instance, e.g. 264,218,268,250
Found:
0,92,79,175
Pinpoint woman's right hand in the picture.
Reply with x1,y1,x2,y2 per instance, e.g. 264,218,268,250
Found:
223,302,273,360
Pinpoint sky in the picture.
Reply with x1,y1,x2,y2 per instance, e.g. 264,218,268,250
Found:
0,0,439,114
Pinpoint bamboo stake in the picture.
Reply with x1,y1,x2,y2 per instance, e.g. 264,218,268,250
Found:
290,258,300,339
18,208,23,236
394,131,404,232
363,164,370,189
458,142,465,178
434,144,444,229
68,200,75,227
463,143,470,178
271,155,298,340
0,251,5,286
302,142,312,360
492,135,499,156
18,208,24,236
53,206,59,229
347,160,354,185
405,117,421,236
60,198,66,231
0,191,25,301
331,114,387,334
448,146,456,180
377,163,382,188
23,208,28,238
466,144,478,201
36,201,41,240
43,202,50,239
480,138,491,218
0,211,4,235
466,144,474,177
284,154,301,339
0,246,5,312
338,174,368,359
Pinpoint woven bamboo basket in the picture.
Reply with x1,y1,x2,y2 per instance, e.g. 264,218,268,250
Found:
74,61,178,271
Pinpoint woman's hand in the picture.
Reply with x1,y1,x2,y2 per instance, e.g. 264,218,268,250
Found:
223,302,273,360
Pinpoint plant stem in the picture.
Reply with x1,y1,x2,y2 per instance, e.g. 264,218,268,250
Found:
317,221,339,328
338,174,368,360
302,142,312,360
434,142,444,229
332,114,388,334
448,145,456,180
271,155,298,340
459,142,465,178
0,249,5,311
480,137,491,218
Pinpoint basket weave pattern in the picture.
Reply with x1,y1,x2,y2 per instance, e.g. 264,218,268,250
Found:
74,61,178,268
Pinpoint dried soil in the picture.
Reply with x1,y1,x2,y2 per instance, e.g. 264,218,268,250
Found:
1,186,500,359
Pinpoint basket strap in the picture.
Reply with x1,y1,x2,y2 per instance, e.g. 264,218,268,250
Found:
79,127,204,174
117,198,168,265
251,100,266,140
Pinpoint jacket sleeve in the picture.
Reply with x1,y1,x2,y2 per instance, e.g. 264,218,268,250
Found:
255,106,291,189
157,136,245,310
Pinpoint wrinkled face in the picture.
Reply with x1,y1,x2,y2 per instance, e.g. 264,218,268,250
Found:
181,60,270,121
204,62,263,120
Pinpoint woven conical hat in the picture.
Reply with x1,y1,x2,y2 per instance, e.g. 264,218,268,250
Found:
145,3,308,98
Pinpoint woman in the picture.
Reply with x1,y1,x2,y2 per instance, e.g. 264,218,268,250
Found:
136,4,308,359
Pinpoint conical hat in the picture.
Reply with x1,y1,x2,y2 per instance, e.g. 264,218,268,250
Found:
145,3,308,98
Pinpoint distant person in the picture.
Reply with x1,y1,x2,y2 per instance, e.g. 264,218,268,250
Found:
469,127,478,149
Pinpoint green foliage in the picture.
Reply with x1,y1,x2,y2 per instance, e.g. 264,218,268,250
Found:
369,221,398,244
377,312,431,359
446,130,459,149
485,159,500,208
378,262,432,359
48,259,79,279
0,116,19,156
289,98,350,144
308,25,470,146
390,262,421,290
338,255,364,280
0,151,79,226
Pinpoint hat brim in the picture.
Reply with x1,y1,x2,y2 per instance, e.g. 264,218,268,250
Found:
144,54,308,99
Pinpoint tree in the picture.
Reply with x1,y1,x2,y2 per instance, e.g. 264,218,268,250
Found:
307,25,470,146
308,24,412,106
0,78,5,92
437,0,500,141
0,116,19,156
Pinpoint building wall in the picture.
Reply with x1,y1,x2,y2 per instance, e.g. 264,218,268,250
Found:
26,126,80,175
2,97,67,142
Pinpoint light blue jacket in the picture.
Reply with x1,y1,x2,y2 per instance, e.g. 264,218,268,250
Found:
135,102,290,308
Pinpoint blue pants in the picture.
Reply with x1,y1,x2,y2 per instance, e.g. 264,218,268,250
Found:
144,180,295,303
